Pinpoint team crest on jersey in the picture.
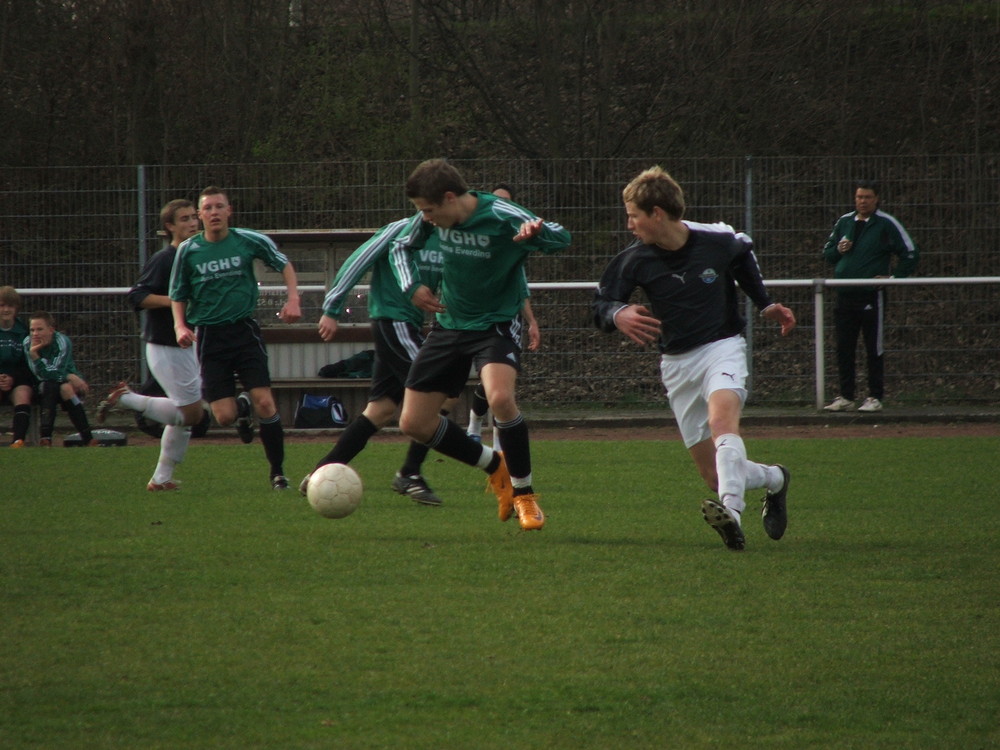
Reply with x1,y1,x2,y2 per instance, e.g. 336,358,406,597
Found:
699,268,718,284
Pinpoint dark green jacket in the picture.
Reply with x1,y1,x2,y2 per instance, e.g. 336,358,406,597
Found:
822,209,919,298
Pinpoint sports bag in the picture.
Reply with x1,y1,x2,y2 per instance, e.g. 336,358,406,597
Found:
293,394,349,428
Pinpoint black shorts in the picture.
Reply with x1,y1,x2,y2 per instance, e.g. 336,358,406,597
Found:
368,318,424,405
0,367,36,404
195,318,271,403
405,321,522,398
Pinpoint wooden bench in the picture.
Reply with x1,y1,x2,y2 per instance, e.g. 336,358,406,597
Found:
261,325,478,428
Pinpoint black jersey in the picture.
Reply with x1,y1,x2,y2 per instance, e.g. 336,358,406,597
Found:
127,244,180,347
592,221,774,355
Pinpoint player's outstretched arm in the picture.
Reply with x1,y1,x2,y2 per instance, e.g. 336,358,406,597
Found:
762,303,796,336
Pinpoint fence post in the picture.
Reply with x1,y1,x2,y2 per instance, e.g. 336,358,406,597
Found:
136,165,149,384
744,155,755,395
813,279,826,409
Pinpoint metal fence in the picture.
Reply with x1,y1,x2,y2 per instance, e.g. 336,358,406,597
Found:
2,156,999,409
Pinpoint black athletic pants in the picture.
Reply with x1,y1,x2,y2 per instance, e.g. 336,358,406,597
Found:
833,289,885,401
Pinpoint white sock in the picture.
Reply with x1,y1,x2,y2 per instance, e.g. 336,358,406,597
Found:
467,410,483,435
162,424,191,464
120,392,185,426
118,391,148,412
715,433,747,516
151,426,191,484
476,445,496,471
144,398,185,426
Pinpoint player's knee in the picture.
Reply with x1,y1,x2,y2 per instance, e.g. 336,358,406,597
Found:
486,391,517,421
250,392,277,420
180,402,205,426
398,413,431,443
363,399,396,428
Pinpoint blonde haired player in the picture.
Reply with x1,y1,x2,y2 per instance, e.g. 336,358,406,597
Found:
592,166,795,550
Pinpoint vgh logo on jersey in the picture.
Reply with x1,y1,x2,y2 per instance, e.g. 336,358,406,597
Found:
196,256,243,275
699,268,719,284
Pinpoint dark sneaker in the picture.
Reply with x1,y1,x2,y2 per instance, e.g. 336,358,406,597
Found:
761,465,789,540
236,392,255,444
701,498,746,551
392,473,443,506
298,473,312,497
271,475,290,490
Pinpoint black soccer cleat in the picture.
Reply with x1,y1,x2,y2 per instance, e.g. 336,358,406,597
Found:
236,392,255,444
271,475,290,490
701,498,746,551
761,465,789,540
392,473,443,506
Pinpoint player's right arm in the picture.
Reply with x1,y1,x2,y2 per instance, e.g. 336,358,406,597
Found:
389,214,444,313
591,248,660,346
171,300,195,348
321,220,408,323
168,240,196,347
128,249,174,311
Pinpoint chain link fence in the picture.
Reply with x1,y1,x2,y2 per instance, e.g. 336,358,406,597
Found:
2,156,998,409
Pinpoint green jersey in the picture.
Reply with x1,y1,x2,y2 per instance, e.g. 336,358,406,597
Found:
323,218,442,328
390,192,570,330
0,318,29,375
822,209,919,299
24,331,79,382
170,228,290,326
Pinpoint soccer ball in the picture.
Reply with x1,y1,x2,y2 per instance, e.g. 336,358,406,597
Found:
306,463,363,519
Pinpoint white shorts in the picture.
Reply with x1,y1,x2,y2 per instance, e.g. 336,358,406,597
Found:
659,335,748,448
145,343,203,407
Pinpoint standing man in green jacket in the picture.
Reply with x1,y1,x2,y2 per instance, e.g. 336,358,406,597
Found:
822,181,919,413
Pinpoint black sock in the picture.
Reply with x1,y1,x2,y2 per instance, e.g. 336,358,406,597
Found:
496,414,531,489
399,440,432,477
317,415,378,469
259,415,285,477
427,416,484,467
12,404,30,441
64,399,93,442
471,383,489,417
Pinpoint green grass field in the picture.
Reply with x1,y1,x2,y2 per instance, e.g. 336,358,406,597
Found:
2,435,998,749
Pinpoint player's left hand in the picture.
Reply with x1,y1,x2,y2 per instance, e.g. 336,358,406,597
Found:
527,320,541,351
317,315,338,342
279,298,302,324
411,285,446,314
67,373,89,396
514,218,544,242
763,303,796,336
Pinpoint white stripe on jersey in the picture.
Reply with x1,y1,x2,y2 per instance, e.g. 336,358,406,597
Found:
874,210,918,255
323,219,409,312
492,198,568,234
232,228,290,267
